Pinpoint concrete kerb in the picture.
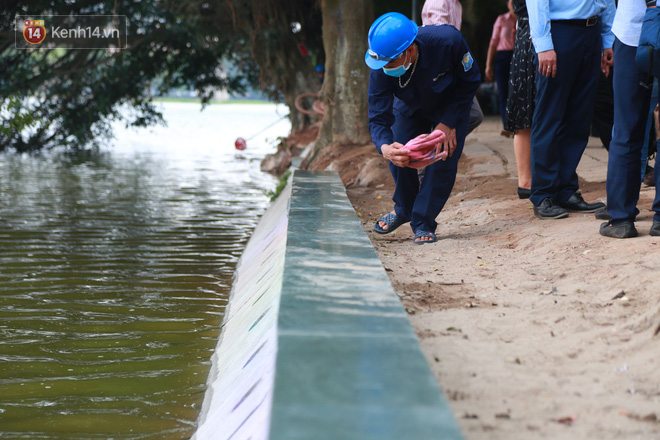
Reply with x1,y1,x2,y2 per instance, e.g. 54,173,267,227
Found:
194,169,463,440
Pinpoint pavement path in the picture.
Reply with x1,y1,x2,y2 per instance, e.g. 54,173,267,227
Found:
462,116,610,185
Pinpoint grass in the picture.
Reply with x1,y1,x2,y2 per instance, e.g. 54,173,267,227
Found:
265,170,291,201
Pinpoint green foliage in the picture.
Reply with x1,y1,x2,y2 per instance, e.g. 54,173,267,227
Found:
0,96,37,138
0,0,323,151
265,170,291,201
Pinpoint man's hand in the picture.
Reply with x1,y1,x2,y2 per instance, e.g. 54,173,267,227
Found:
434,122,457,160
601,48,613,77
381,142,410,167
538,49,557,78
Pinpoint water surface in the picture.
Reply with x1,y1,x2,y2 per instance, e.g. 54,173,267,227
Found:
0,102,290,439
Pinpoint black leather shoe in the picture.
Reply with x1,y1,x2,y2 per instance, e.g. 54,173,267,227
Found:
650,221,660,236
534,198,568,219
559,192,606,213
594,206,611,220
600,221,638,239
517,187,530,199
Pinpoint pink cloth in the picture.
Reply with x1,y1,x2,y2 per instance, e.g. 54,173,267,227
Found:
421,0,463,30
489,12,516,52
404,130,448,169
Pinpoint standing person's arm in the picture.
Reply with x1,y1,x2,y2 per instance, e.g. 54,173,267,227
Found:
485,15,502,82
526,0,556,78
599,0,616,76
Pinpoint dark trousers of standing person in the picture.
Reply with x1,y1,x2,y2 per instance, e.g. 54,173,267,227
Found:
606,38,660,224
468,97,484,134
495,50,513,126
389,111,470,234
591,70,614,150
529,21,601,207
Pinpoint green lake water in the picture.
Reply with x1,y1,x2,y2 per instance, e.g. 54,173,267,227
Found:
0,102,289,439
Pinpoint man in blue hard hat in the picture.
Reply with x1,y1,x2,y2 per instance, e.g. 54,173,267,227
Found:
367,12,480,244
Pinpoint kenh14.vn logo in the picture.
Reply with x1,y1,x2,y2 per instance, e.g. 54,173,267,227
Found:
23,19,46,44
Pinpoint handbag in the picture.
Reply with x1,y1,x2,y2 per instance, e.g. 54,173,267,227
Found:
636,2,660,79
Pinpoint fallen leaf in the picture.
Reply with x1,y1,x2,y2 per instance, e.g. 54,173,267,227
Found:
611,290,625,300
554,415,577,425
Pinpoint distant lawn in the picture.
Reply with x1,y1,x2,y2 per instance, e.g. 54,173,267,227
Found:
153,97,271,104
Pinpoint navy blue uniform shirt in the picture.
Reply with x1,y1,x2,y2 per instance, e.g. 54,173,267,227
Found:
368,24,481,153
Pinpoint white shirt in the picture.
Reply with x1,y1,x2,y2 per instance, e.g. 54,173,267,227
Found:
421,0,463,29
612,0,646,47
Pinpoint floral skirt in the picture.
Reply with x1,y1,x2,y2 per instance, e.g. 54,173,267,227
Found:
504,19,536,132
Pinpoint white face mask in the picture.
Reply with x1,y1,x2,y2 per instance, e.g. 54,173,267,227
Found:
383,51,412,77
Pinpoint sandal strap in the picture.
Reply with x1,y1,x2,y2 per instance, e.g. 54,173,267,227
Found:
414,230,436,239
381,213,399,227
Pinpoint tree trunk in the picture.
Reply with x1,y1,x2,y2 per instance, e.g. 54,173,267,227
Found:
308,0,372,163
281,63,323,131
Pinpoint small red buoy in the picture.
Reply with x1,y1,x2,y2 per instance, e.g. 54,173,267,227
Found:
235,137,247,150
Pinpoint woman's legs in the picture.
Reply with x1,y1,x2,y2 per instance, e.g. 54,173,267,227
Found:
514,128,532,189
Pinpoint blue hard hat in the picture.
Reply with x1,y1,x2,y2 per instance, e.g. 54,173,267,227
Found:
365,12,418,70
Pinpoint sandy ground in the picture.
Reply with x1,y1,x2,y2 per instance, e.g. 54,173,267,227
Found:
333,117,660,439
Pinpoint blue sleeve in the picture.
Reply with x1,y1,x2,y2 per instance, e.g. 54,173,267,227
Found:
438,32,481,128
599,0,616,50
526,0,553,53
367,70,396,154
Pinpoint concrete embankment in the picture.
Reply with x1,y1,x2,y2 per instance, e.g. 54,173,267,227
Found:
194,170,463,440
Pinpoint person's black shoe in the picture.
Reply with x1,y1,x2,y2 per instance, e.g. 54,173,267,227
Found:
650,221,660,236
600,220,638,239
534,198,569,219
559,192,606,213
594,206,611,220
517,187,530,199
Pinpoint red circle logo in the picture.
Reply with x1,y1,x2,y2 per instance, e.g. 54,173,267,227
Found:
23,25,46,44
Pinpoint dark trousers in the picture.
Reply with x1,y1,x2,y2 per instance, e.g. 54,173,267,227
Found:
530,21,601,206
389,112,469,233
495,50,513,126
606,38,660,223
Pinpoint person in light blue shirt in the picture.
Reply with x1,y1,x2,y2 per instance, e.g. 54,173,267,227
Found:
525,0,615,219
600,0,660,238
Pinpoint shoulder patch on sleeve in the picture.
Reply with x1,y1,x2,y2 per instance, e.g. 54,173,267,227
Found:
462,52,474,71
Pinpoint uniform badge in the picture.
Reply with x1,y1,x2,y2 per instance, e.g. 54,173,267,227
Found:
462,52,474,71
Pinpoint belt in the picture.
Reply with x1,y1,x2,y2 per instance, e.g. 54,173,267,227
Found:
553,16,598,27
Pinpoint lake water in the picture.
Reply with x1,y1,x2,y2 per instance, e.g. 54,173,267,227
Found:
0,102,290,439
